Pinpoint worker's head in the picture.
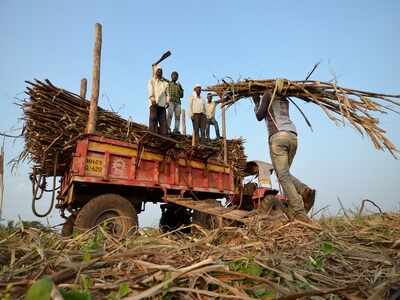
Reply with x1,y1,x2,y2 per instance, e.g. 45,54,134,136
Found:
155,68,163,79
194,84,201,96
207,93,213,103
171,71,179,82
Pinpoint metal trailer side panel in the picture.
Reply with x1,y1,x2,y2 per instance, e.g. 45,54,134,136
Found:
59,135,235,204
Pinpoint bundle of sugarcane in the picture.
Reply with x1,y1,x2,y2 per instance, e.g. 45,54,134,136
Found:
206,79,400,156
19,79,247,176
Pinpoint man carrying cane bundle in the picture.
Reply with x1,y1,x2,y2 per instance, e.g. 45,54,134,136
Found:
252,91,316,222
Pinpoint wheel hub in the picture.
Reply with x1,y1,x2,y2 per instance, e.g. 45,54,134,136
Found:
95,210,125,235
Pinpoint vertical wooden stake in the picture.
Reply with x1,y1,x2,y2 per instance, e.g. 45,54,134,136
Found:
80,78,87,99
181,109,186,135
87,23,102,134
221,105,227,163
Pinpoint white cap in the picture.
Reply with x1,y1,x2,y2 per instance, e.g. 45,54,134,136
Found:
194,83,201,89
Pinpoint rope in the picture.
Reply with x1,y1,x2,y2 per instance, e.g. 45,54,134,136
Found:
31,152,58,218
267,79,285,132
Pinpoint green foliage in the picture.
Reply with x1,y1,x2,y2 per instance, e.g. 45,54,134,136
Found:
80,230,104,261
320,241,334,255
228,258,263,277
106,282,130,300
80,274,93,291
59,288,92,300
161,272,172,298
25,277,92,300
253,288,273,298
353,215,366,226
307,241,336,271
308,255,325,270
25,277,53,300
118,283,130,298
296,281,311,290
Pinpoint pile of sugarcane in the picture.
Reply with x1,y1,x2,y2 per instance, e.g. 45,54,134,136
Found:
207,79,400,156
1,211,399,299
19,79,246,176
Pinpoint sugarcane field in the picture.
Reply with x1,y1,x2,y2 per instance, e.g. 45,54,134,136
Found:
1,2,400,300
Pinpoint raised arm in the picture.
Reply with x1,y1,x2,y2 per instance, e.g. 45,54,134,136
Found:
148,79,155,106
253,91,272,121
165,81,170,104
151,64,158,78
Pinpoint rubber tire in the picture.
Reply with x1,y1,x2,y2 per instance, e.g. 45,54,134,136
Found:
61,214,76,237
74,193,138,235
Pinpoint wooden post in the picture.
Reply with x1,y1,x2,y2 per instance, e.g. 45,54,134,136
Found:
181,109,186,135
221,105,227,163
80,78,87,99
87,23,102,134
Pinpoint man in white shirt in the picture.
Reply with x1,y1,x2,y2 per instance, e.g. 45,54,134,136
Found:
147,67,169,135
205,93,221,140
188,84,206,144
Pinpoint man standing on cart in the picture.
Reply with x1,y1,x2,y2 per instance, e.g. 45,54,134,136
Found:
205,93,221,140
167,71,184,134
189,84,207,144
148,66,169,135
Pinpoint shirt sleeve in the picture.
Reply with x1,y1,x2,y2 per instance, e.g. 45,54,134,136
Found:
148,79,155,106
151,64,158,78
179,83,184,98
255,91,272,121
165,82,170,103
188,96,193,117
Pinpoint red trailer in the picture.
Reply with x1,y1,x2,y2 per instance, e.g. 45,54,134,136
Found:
54,133,283,235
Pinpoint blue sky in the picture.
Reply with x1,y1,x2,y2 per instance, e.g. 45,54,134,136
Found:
0,0,399,227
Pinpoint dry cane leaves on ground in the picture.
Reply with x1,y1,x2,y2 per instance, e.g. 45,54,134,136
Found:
0,212,399,299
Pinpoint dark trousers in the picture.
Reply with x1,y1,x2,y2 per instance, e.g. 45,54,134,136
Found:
149,104,167,135
206,117,220,139
192,113,206,144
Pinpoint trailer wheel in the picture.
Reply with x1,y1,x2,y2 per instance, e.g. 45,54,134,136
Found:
61,214,76,237
74,193,138,236
159,203,191,233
